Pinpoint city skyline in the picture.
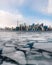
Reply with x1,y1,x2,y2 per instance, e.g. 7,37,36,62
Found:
0,0,52,28
1,23,51,31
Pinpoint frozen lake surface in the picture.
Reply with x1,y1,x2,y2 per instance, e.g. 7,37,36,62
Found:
0,31,52,65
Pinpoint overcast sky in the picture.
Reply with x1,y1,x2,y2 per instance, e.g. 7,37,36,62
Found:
0,0,52,28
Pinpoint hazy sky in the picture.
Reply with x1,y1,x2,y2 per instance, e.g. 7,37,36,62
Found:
0,0,52,28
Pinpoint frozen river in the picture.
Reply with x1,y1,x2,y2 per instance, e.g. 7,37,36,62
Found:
0,31,52,65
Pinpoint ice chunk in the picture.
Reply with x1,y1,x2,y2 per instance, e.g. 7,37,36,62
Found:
2,51,26,64
33,43,52,52
2,62,16,65
2,47,16,54
43,52,51,59
5,43,15,47
33,43,52,49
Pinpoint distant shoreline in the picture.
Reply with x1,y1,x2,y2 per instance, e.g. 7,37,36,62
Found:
0,30,52,32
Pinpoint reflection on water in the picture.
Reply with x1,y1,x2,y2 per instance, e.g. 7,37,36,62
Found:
0,31,52,65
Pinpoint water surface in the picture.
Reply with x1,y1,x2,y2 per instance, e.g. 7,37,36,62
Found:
0,31,52,65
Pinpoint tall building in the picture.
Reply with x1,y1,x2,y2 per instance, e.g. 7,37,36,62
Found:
15,21,19,31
